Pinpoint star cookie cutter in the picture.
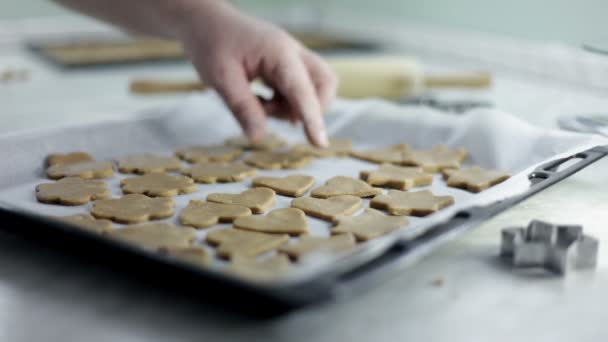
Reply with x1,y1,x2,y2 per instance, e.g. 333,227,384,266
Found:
500,220,599,274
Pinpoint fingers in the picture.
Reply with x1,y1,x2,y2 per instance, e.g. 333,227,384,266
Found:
301,50,339,113
266,51,328,147
206,59,267,143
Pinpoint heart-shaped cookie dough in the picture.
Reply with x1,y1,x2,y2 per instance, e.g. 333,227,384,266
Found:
207,188,276,214
160,246,210,267
107,222,196,250
370,189,454,216
245,151,312,170
311,176,382,198
36,177,110,205
47,152,94,166
351,144,411,164
332,208,408,241
291,195,362,221
291,139,353,158
92,194,175,224
206,228,289,259
182,162,256,183
279,234,356,261
252,174,315,197
121,173,197,197
229,254,291,282
46,160,114,180
175,145,242,163
179,200,252,228
118,154,182,174
233,208,309,235
224,133,286,150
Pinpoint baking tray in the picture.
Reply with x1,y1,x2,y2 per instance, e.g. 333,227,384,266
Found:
0,93,605,315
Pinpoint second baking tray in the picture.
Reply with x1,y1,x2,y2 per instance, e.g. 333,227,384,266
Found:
0,93,605,315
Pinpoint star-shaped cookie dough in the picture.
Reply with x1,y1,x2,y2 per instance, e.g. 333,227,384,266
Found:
207,188,276,214
252,174,315,197
360,164,433,190
121,173,197,197
311,176,382,198
107,222,196,250
233,208,309,235
229,254,291,282
206,228,289,259
54,214,113,234
402,145,467,172
442,166,510,192
182,162,256,183
179,200,252,228
291,139,353,158
332,208,408,241
117,154,182,174
245,151,312,170
350,144,411,164
46,160,114,180
36,177,110,205
224,133,286,150
91,194,175,224
175,145,242,163
371,189,454,216
279,234,356,261
47,152,94,166
291,195,362,221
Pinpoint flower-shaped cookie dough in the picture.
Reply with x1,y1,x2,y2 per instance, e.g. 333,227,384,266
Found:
121,173,197,197
92,194,174,224
36,177,110,205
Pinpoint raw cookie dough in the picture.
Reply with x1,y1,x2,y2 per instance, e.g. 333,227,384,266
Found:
118,154,182,174
207,188,276,214
252,174,315,197
92,194,175,224
245,151,312,170
107,222,196,250
360,164,433,190
291,195,362,221
206,228,289,259
442,166,510,192
175,145,242,163
54,214,113,234
291,139,353,158
402,145,468,172
160,246,210,267
229,254,291,282
279,234,356,261
350,144,411,164
311,176,382,198
233,208,309,235
371,189,454,216
225,133,286,150
47,160,114,180
182,162,256,183
36,177,110,205
47,152,94,166
179,200,252,228
332,208,408,241
121,173,197,197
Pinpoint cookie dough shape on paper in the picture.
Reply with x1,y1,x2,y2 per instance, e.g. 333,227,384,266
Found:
160,246,210,267
121,173,197,197
245,151,312,170
371,189,454,216
107,222,196,250
118,154,182,174
311,176,382,198
207,188,275,214
54,214,113,234
252,174,315,197
291,139,353,158
206,228,289,259
182,162,256,183
333,208,408,241
402,145,467,172
442,167,510,193
360,164,433,190
291,195,362,221
230,254,291,282
47,152,94,166
279,234,356,261
47,160,114,180
92,194,175,224
225,133,286,150
175,145,242,163
180,200,252,228
233,208,309,235
36,177,110,205
350,144,411,164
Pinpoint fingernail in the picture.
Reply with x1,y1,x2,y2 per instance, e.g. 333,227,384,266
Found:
317,127,329,147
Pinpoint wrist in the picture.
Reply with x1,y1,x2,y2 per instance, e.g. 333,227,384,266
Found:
165,0,240,39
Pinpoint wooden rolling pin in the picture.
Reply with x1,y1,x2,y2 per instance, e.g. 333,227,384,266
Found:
130,57,491,100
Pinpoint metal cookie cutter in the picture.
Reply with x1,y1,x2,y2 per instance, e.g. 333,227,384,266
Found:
500,220,599,274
